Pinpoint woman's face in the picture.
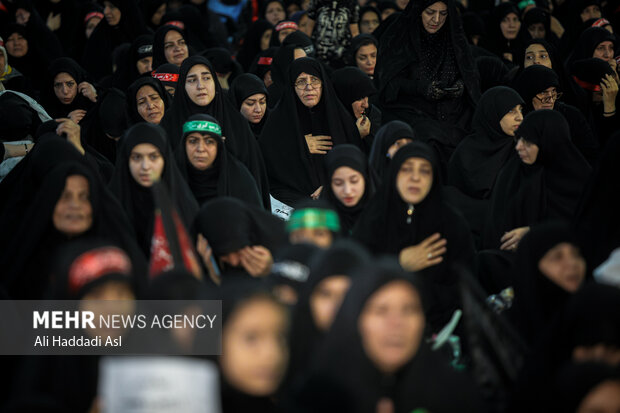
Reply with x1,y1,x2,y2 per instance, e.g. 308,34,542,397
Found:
278,28,297,43
128,143,165,187
265,1,286,25
500,12,521,40
151,3,166,26
528,22,545,39
355,44,377,76
382,7,396,20
593,41,615,63
421,2,448,34
358,280,425,374
538,242,586,293
396,157,433,205
531,86,558,110
524,43,552,68
6,32,28,58
298,14,313,37
185,64,216,106
185,132,218,170
352,97,370,119
499,104,523,136
85,16,102,39
220,297,288,396
136,85,165,124
136,56,153,75
240,93,267,124
387,138,413,158
261,29,273,51
515,137,539,164
290,227,333,249
310,275,351,331
164,30,189,66
331,166,366,207
103,1,121,26
580,4,601,22
294,71,322,108
360,11,380,34
53,175,93,237
53,72,78,105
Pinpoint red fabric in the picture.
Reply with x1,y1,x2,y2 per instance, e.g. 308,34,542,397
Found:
164,20,185,30
257,56,273,66
68,247,132,295
84,11,104,24
152,72,179,83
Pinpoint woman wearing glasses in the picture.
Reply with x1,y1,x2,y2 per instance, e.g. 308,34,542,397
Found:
259,57,362,206
482,110,591,250
514,65,599,164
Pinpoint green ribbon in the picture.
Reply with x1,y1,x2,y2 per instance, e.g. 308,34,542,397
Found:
517,0,535,9
183,120,222,136
287,208,340,232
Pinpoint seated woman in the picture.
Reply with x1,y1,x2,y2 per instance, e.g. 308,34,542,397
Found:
513,65,599,164
259,57,362,206
175,114,262,207
358,6,381,34
368,120,415,186
194,197,288,283
322,144,376,236
477,3,524,65
376,0,480,165
228,73,270,138
286,200,341,249
353,141,475,330
293,259,483,412
0,161,145,299
507,221,586,347
152,25,190,68
109,123,198,257
218,278,289,412
483,110,591,251
448,86,524,200
347,34,378,78
332,66,382,149
42,57,98,123
127,76,170,125
160,56,271,209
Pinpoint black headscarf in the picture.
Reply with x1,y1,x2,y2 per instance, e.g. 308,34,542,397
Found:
202,47,244,85
322,144,376,236
483,110,591,249
249,47,278,86
281,30,316,58
513,65,559,112
352,141,475,328
111,34,154,91
228,73,270,137
478,3,525,64
108,122,198,257
159,55,271,209
551,362,620,413
194,197,288,275
568,26,617,64
367,120,415,187
294,258,483,413
522,7,560,47
345,33,378,67
284,240,370,395
475,56,509,93
259,57,362,205
266,44,299,109
126,76,171,125
174,113,262,207
0,161,146,299
81,0,149,80
509,221,583,346
331,66,377,119
236,20,274,71
448,86,524,199
152,25,189,69
269,19,298,47
42,57,95,119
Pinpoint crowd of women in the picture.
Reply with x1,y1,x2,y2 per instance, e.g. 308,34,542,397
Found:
1,0,619,411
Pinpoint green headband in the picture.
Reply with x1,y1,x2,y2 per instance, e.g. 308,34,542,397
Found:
517,0,535,9
287,208,340,232
183,120,222,136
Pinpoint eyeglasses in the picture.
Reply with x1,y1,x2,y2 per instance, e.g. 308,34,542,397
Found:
294,77,322,90
534,91,562,103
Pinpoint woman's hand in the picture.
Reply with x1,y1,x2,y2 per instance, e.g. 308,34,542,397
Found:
68,109,87,124
310,186,323,200
399,233,447,272
356,115,371,139
79,82,98,103
56,118,85,155
239,246,273,277
601,74,618,116
305,134,333,154
196,234,220,285
500,226,530,251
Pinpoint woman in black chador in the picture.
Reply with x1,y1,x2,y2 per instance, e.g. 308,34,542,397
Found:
375,0,480,166
259,57,362,206
159,56,271,209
